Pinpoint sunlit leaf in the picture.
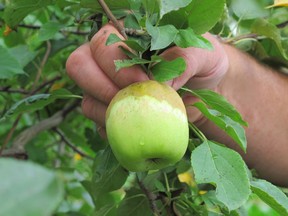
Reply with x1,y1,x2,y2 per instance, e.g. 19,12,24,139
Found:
151,57,186,82
251,179,288,215
146,20,178,50
193,102,247,152
191,140,250,211
159,0,192,18
0,46,25,79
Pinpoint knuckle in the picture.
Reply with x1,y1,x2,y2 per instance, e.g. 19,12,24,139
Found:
99,84,117,104
66,48,86,80
81,96,94,119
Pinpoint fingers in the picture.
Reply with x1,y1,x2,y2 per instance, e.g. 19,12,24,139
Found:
161,33,228,90
66,43,119,105
82,94,107,127
90,24,149,88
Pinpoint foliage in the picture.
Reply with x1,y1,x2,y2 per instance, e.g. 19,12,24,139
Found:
0,0,288,215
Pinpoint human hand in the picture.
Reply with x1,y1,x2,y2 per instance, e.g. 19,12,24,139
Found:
66,23,229,136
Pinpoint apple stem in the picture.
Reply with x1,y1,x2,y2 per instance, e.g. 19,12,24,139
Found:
136,174,161,216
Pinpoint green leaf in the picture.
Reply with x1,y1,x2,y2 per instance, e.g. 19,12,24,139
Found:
141,0,160,17
106,33,147,52
193,102,247,152
146,20,178,50
159,0,192,18
184,88,248,127
3,0,54,28
231,0,269,20
0,159,64,216
114,58,158,71
0,46,25,79
251,179,288,215
8,45,38,67
151,57,186,82
117,189,151,216
187,0,226,34
0,89,81,121
174,28,213,50
91,147,128,203
191,140,250,211
251,19,288,59
38,21,63,42
94,204,117,216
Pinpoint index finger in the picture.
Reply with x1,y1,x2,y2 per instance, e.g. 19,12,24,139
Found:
90,24,149,88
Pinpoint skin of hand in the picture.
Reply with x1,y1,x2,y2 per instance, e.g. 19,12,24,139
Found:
66,23,288,186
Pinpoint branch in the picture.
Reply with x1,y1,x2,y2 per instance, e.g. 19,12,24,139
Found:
0,76,62,95
276,20,288,29
53,128,93,160
97,0,127,39
137,175,161,216
1,101,80,156
0,23,90,36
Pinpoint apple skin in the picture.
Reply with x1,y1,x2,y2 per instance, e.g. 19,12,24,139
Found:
106,80,189,172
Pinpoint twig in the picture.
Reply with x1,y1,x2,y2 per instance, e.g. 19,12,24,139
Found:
0,87,30,94
97,0,127,39
225,33,259,44
1,101,80,156
0,23,90,35
0,116,21,155
53,128,93,160
31,76,62,95
0,76,61,95
137,175,161,216
276,20,288,29
32,41,52,90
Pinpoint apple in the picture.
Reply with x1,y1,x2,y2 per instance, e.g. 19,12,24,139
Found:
106,80,189,172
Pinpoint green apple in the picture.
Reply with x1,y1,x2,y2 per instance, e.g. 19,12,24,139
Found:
106,80,189,172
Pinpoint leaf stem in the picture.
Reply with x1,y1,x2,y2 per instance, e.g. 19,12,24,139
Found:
188,123,207,142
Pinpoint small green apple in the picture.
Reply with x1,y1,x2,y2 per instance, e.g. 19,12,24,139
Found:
106,80,189,172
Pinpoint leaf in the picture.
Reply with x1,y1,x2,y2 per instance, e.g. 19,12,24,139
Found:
251,19,287,59
184,88,248,127
151,57,186,82
117,189,151,216
8,45,38,67
0,158,64,216
231,0,269,20
159,0,192,18
187,0,226,34
0,45,25,79
174,28,213,50
251,179,288,215
91,147,128,203
146,20,178,51
193,102,247,152
191,140,250,211
106,33,147,52
38,21,63,41
0,89,81,121
3,0,54,28
114,58,157,71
